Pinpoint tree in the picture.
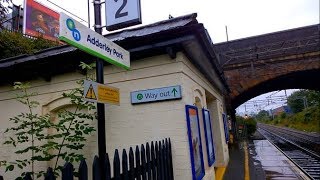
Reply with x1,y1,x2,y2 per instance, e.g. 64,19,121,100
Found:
0,30,59,59
288,90,320,113
235,115,257,136
236,115,245,124
0,62,96,179
0,0,11,29
288,90,306,113
306,90,320,106
245,117,257,136
255,110,271,122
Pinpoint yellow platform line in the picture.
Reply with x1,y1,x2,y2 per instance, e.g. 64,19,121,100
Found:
244,141,250,180
215,167,226,180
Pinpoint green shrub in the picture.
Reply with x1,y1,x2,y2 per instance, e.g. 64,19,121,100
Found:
0,62,96,179
0,31,59,59
235,115,257,136
261,106,319,133
280,112,286,119
245,117,257,136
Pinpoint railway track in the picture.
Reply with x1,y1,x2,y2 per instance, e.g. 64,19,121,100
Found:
258,123,320,155
258,124,320,180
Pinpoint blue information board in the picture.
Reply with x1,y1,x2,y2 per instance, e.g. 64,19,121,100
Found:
202,108,215,166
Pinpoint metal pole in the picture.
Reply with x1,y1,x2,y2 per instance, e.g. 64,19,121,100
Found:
225,26,229,42
285,90,287,99
305,96,308,108
87,0,91,28
303,96,308,109
93,1,106,179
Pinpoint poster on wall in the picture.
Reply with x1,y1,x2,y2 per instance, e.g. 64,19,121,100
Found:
202,108,215,166
23,0,59,41
185,105,205,180
222,113,229,144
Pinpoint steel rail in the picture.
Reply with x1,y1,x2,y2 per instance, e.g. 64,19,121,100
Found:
263,124,320,140
259,123,320,149
258,127,320,180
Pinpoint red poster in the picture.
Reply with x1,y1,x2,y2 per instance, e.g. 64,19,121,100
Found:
23,0,59,41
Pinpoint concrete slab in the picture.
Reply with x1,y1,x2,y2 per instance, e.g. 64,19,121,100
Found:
250,140,309,180
224,129,310,180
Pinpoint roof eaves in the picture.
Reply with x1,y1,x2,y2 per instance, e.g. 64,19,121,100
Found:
0,45,78,68
105,13,198,41
0,13,199,69
194,24,230,92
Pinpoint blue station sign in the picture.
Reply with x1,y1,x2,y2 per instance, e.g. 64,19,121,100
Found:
131,85,182,104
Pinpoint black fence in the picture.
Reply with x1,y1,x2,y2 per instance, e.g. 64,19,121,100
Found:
0,138,174,180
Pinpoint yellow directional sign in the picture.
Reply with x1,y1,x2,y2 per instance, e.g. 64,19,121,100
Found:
83,80,120,105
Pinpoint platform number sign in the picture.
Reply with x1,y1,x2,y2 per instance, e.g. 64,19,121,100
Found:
106,0,142,31
115,0,128,18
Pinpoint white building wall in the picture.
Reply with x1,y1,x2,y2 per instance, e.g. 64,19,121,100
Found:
103,53,191,179
179,56,228,180
0,52,228,179
208,100,229,167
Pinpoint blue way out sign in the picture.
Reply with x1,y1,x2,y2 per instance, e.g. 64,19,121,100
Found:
131,85,182,104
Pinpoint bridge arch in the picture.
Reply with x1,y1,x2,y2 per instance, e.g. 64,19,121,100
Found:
232,69,320,109
213,24,320,110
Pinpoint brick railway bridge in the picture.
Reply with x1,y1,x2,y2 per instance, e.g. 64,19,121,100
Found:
213,24,320,118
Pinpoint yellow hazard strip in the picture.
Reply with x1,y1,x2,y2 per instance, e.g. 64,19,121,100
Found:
215,167,226,180
244,141,250,180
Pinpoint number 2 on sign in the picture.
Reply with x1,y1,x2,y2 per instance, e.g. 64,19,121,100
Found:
114,0,128,18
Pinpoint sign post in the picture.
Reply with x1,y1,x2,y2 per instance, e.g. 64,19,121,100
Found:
59,11,130,178
59,0,140,178
93,0,107,178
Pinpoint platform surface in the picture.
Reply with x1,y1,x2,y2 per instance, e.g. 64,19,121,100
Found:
223,131,308,180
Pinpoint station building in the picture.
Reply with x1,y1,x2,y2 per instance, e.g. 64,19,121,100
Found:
0,13,230,179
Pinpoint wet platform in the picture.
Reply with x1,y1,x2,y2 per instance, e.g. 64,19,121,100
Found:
223,131,309,180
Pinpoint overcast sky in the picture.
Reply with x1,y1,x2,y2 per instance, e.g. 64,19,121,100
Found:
9,0,320,113
236,89,299,116
11,0,319,43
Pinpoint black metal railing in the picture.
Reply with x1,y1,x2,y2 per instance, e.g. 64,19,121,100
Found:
1,138,174,180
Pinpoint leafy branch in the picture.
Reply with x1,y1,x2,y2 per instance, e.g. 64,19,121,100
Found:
1,62,97,179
